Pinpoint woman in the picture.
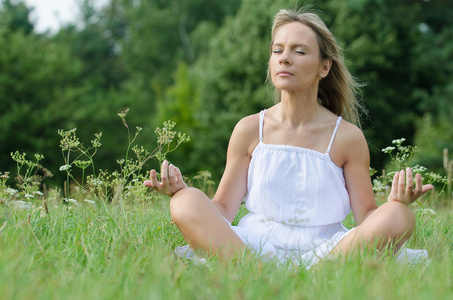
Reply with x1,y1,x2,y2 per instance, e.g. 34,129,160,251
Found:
144,8,433,268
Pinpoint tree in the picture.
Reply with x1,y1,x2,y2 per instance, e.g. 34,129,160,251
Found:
0,0,34,34
0,23,83,182
186,0,300,179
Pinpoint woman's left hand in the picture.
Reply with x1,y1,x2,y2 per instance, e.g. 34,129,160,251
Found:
387,167,433,205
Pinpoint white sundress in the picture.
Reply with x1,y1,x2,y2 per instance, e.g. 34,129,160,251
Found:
176,110,428,268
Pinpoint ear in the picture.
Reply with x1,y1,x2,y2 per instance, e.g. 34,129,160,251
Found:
319,59,332,78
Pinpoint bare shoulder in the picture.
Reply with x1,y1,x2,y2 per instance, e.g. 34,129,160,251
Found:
229,113,261,157
330,120,369,167
337,120,366,143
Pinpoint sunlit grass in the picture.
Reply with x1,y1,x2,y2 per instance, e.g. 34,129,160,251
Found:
0,193,451,300
0,113,451,299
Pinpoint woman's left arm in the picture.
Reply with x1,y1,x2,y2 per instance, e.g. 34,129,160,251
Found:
340,124,433,225
340,124,378,225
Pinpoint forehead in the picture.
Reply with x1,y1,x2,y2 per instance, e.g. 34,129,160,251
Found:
273,22,318,47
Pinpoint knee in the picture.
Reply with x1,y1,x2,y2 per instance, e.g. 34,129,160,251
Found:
169,187,206,224
376,201,415,241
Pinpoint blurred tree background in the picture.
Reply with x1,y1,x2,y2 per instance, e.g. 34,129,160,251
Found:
1,0,452,188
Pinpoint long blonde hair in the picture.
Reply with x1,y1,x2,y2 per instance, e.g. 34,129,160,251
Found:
267,8,365,126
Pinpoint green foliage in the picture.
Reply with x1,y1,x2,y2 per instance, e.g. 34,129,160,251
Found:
2,0,453,186
412,115,453,172
54,109,190,203
0,0,34,34
189,0,299,178
10,151,51,195
0,168,452,299
373,138,447,204
0,18,83,184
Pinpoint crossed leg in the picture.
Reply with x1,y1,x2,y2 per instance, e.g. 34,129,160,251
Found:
170,187,246,259
170,188,417,261
331,200,415,257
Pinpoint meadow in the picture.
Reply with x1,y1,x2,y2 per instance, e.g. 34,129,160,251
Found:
0,114,452,300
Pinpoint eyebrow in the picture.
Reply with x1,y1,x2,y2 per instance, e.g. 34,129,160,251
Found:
272,43,311,49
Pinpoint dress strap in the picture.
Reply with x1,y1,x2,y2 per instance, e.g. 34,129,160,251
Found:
326,116,342,154
259,109,266,141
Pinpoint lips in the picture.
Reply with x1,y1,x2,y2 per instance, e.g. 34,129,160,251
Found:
277,70,294,76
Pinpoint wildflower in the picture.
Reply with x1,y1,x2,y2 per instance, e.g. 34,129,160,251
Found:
117,107,130,119
6,188,18,195
412,165,427,173
74,160,91,169
90,179,104,186
34,153,44,161
91,132,102,148
425,172,447,184
12,201,31,210
64,198,79,205
392,138,406,145
84,199,96,204
33,191,44,197
59,165,71,171
0,172,10,179
25,193,34,199
382,146,395,154
372,179,385,192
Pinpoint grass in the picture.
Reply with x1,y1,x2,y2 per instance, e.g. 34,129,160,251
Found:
1,116,452,299
0,194,452,300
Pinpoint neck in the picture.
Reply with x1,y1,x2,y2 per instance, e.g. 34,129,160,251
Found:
278,90,322,127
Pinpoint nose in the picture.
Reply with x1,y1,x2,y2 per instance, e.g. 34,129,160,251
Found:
279,51,291,65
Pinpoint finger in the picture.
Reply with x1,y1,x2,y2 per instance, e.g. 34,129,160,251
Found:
421,184,434,194
149,169,160,187
143,169,161,190
405,167,414,194
390,171,399,197
161,160,169,186
168,164,176,185
413,173,423,195
174,166,187,188
398,169,406,197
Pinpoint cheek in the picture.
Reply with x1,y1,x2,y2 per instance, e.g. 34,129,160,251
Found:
268,59,277,80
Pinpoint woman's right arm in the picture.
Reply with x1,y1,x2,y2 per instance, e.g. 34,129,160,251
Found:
144,114,259,222
211,114,260,223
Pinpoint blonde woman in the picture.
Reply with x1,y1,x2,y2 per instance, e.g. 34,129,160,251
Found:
144,8,432,268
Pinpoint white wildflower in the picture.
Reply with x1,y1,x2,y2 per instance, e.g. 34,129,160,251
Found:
392,138,406,144
64,198,79,205
12,201,31,210
412,165,427,173
25,193,34,199
382,146,395,153
91,179,103,186
84,199,96,204
59,164,71,171
6,188,18,195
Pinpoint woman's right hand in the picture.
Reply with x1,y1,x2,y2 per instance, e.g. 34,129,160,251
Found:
143,160,188,197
